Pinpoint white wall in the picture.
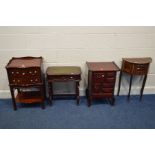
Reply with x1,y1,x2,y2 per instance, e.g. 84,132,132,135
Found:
0,26,155,98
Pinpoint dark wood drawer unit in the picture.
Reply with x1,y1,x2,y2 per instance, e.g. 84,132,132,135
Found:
46,66,82,105
6,57,45,110
86,62,120,107
117,57,152,101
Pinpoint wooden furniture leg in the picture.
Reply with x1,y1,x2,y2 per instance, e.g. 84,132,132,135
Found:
40,86,45,109
140,75,147,101
88,96,92,107
10,87,17,111
110,97,115,106
128,75,133,100
76,82,80,106
117,70,123,96
43,78,47,100
50,83,54,105
48,82,53,105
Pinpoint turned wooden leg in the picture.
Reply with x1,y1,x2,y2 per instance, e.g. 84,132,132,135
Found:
128,75,133,101
10,87,17,111
117,70,123,96
140,75,147,101
76,82,80,106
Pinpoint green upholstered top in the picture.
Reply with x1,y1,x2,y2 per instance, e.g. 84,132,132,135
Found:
47,66,81,75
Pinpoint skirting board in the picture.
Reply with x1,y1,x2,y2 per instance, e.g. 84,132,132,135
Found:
0,87,155,99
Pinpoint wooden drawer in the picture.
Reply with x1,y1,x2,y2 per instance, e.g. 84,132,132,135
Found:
133,64,148,75
8,68,42,85
92,93,113,98
106,72,116,77
92,83,101,93
102,83,115,88
92,72,106,82
48,75,81,81
92,83,114,94
92,72,116,82
101,88,114,93
8,68,41,77
9,76,42,85
122,61,149,75
122,61,133,73
105,77,116,83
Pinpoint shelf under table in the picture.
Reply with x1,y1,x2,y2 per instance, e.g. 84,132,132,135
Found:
16,91,43,104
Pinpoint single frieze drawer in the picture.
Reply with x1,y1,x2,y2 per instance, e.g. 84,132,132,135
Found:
48,75,81,81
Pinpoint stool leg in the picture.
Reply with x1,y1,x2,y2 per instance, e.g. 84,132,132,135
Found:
128,75,133,101
117,70,123,96
140,75,147,101
10,87,17,111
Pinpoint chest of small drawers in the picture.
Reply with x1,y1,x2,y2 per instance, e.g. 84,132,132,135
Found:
6,57,45,110
86,62,120,106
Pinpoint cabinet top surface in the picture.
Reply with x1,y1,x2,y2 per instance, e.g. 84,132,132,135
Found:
47,66,81,75
86,62,120,71
6,57,42,68
123,57,152,64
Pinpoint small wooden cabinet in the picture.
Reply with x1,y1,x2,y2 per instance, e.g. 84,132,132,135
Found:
47,66,81,105
6,57,45,110
117,57,152,100
86,62,120,107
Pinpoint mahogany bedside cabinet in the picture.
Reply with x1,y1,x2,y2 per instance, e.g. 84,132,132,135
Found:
6,57,46,110
117,57,152,101
86,62,120,107
47,66,81,105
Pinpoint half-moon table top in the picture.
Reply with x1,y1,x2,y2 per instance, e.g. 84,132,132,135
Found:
122,57,152,64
